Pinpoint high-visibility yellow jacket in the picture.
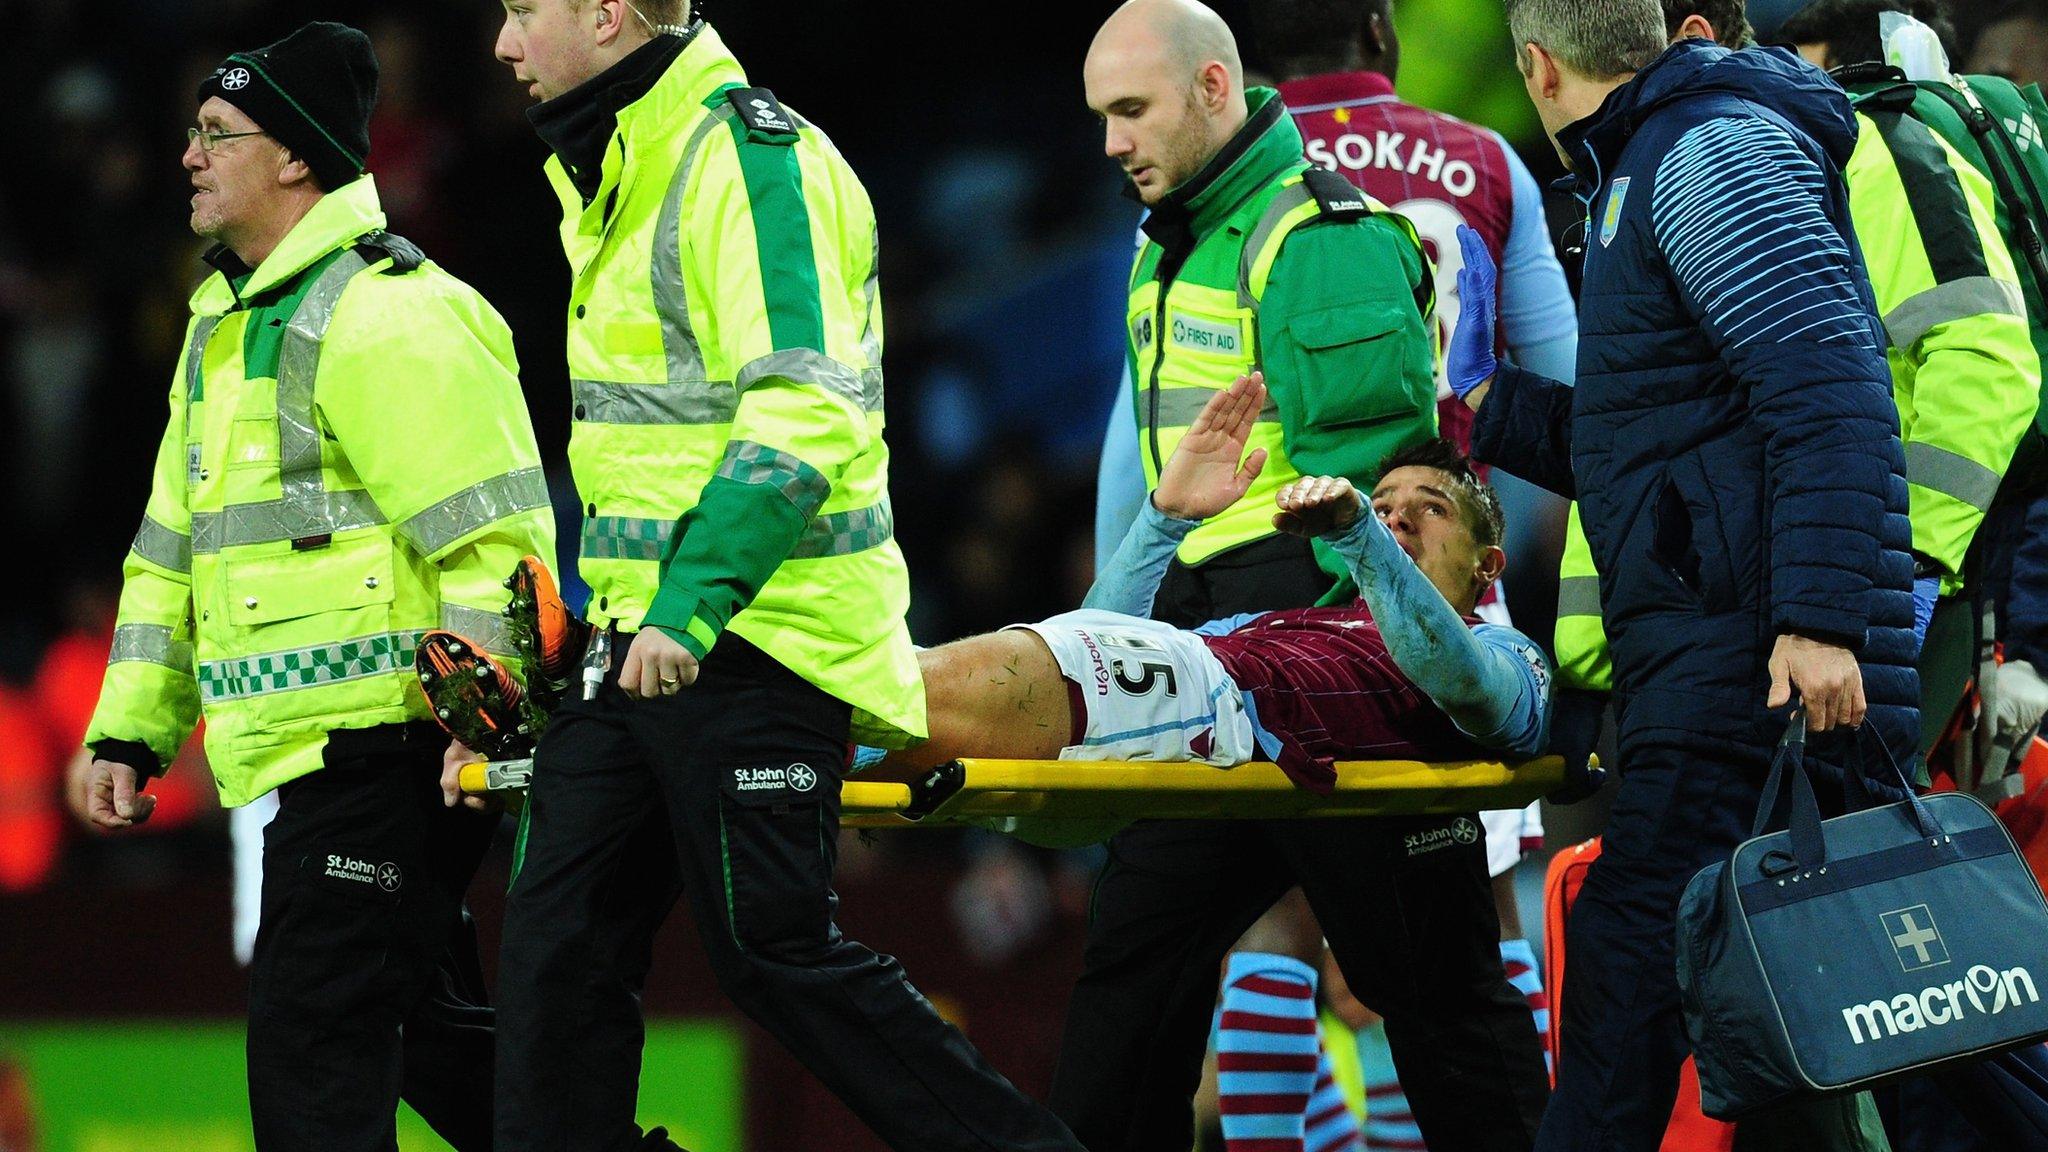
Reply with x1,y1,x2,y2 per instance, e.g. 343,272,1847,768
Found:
545,26,922,745
1125,88,1437,569
1552,108,2038,693
85,176,556,806
1849,107,2039,583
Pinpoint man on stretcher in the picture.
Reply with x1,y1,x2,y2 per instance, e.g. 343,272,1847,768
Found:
431,373,1553,802
873,372,1553,785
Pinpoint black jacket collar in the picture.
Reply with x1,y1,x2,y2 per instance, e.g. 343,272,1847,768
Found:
1135,92,1287,256
529,28,698,205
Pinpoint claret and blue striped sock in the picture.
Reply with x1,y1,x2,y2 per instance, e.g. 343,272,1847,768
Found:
1354,938,1551,1150
1498,937,1550,1075
1217,951,1321,1151
1355,1018,1421,1151
1303,1038,1363,1152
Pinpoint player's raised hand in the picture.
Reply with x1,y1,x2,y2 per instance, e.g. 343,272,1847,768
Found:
1153,372,1269,520
1273,475,1363,538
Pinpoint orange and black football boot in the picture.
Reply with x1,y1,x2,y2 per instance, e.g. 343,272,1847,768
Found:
416,630,534,763
503,554,586,732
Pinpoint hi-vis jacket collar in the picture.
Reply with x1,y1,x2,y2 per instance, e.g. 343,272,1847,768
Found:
1140,88,1307,252
543,22,747,237
192,174,386,312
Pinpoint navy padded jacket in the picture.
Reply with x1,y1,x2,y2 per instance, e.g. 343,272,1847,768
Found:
1474,41,1918,767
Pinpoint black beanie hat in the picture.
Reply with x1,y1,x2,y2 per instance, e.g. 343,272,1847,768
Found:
198,22,378,191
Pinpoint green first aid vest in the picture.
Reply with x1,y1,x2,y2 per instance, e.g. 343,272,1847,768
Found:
86,177,555,805
1128,91,1435,567
551,26,922,744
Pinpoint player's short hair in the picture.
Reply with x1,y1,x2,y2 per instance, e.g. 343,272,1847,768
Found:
1660,0,1757,47
1374,438,1506,549
1506,0,1670,77
1776,0,1957,62
1248,0,1391,77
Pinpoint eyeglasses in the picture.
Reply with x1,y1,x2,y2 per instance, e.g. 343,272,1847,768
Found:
186,126,267,153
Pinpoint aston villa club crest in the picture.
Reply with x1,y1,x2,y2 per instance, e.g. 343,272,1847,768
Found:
1599,177,1630,249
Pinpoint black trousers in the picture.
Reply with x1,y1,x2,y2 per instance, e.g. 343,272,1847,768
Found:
1055,530,1545,1149
1533,736,1770,1152
494,632,1082,1152
1048,815,1549,1151
247,722,499,1152
1153,531,1337,629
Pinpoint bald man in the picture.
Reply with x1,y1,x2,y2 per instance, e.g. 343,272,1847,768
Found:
1064,3,1545,1151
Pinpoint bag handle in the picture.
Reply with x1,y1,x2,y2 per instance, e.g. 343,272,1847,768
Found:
1752,710,1827,870
1754,711,1944,872
1839,722,1943,842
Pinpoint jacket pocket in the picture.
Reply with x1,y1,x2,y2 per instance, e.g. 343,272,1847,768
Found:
1661,454,1751,615
1285,302,1426,430
226,405,280,474
227,533,396,628
716,762,837,959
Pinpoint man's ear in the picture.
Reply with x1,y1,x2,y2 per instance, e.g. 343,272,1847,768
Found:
592,0,627,47
1195,59,1233,114
1673,13,1718,43
276,150,317,190
1527,41,1563,100
1365,10,1389,57
1476,544,1507,588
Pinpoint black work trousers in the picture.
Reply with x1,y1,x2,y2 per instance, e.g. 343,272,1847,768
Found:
1048,814,1550,1152
1534,735,1771,1152
494,631,1082,1152
247,722,499,1152
1053,530,1545,1149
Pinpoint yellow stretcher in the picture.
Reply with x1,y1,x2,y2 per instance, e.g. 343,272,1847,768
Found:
461,755,1580,846
838,756,1570,828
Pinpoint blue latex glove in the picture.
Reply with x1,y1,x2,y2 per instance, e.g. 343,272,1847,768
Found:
1447,224,1500,400
1912,574,1940,649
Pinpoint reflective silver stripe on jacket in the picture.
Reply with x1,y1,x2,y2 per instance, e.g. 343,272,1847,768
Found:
859,226,886,411
571,378,737,425
1238,180,1315,307
1883,276,2027,350
193,249,392,552
650,104,738,394
183,315,222,403
197,629,423,703
1137,386,1280,432
1555,574,1604,619
718,440,831,519
397,466,550,557
278,251,375,502
734,348,879,412
580,515,673,562
131,515,193,575
441,603,514,657
108,623,195,675
1904,440,2003,513
789,500,893,559
580,500,894,563
192,490,388,554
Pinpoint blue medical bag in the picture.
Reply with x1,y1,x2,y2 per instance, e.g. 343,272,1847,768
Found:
1678,714,2048,1118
